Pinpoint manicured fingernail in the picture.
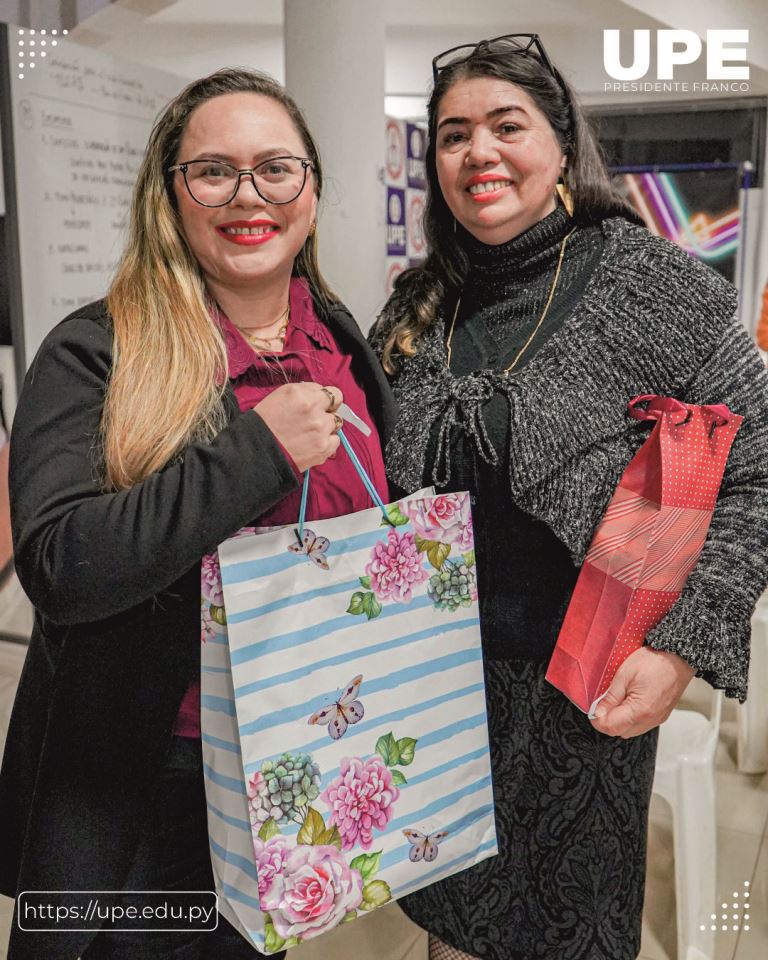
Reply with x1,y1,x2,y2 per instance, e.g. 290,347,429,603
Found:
595,706,606,719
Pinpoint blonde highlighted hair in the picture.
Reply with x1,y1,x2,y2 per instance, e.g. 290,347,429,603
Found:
102,68,337,491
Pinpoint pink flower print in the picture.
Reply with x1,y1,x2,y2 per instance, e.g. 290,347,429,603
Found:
404,493,473,551
201,553,224,608
320,756,400,851
252,835,289,900
365,529,429,603
260,844,363,941
247,771,274,825
201,603,214,644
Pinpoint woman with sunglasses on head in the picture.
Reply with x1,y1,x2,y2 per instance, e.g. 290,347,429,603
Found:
0,68,393,960
370,35,768,960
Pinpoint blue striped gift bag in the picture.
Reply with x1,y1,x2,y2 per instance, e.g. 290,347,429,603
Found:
201,444,497,954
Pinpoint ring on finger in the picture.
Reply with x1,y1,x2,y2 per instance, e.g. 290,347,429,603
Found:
333,414,344,432
320,386,336,412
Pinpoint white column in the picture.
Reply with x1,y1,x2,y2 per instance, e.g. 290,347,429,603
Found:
284,0,386,331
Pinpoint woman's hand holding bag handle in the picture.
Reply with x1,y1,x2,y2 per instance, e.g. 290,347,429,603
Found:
254,383,344,471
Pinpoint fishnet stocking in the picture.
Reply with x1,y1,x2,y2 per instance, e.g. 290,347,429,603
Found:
428,933,480,960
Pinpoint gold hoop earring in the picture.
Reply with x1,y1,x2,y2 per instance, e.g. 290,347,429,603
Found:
556,178,574,217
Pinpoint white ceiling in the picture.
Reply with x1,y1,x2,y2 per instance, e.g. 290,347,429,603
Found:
69,0,768,112
131,0,580,28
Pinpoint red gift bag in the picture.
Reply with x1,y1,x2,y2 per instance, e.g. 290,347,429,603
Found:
546,394,743,716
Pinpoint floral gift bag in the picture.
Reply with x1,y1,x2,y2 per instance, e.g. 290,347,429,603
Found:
201,470,497,954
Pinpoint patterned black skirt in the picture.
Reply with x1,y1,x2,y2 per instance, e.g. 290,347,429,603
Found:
399,659,658,960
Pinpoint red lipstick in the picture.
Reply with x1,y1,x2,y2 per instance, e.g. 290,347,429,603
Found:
465,173,513,203
215,219,280,246
465,173,512,187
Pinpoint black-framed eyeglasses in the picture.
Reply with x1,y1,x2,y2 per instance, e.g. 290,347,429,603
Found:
168,156,314,207
431,33,567,95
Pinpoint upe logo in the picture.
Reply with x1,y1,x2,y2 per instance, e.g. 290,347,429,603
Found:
604,29,749,81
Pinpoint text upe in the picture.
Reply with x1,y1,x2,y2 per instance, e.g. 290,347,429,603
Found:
603,29,749,81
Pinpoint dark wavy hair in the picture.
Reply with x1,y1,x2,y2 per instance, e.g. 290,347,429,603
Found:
378,46,638,372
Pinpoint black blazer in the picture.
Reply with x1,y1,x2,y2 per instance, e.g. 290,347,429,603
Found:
0,298,398,960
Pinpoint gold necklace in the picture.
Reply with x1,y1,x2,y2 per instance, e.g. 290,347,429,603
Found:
238,304,291,352
446,227,575,373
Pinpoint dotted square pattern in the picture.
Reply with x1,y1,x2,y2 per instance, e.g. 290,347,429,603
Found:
553,403,742,703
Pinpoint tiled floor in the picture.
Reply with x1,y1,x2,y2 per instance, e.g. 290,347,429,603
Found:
0,676,765,959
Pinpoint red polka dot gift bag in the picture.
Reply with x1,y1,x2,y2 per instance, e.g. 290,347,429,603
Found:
546,394,743,716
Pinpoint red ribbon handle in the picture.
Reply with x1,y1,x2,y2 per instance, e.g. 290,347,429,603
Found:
628,394,732,427
700,403,732,426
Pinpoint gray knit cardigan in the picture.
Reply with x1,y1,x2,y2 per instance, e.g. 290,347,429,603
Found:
371,217,768,701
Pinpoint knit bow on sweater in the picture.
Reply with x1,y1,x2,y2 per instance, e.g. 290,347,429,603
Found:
371,216,768,701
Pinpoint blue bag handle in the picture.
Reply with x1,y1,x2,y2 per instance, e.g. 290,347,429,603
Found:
297,427,390,536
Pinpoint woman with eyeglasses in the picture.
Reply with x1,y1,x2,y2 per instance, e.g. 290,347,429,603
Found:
371,35,768,960
0,69,394,960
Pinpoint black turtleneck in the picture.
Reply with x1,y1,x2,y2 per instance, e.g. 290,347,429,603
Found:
450,206,603,375
434,208,603,661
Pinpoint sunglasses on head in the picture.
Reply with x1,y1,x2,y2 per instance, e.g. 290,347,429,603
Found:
431,32,568,96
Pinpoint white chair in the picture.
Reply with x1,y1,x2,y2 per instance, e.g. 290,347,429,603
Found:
652,682,722,960
737,595,768,773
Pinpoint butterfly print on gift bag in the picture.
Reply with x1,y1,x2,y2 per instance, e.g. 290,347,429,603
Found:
308,675,365,740
403,828,450,863
288,528,331,570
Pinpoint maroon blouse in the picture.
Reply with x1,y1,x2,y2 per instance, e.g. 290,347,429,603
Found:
173,278,389,736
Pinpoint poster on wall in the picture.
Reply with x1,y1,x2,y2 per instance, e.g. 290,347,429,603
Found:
614,167,741,283
385,117,427,297
385,257,408,298
406,122,426,189
406,189,425,264
386,187,406,258
385,117,405,189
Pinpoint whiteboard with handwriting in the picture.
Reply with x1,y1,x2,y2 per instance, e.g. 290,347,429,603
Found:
5,30,184,367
